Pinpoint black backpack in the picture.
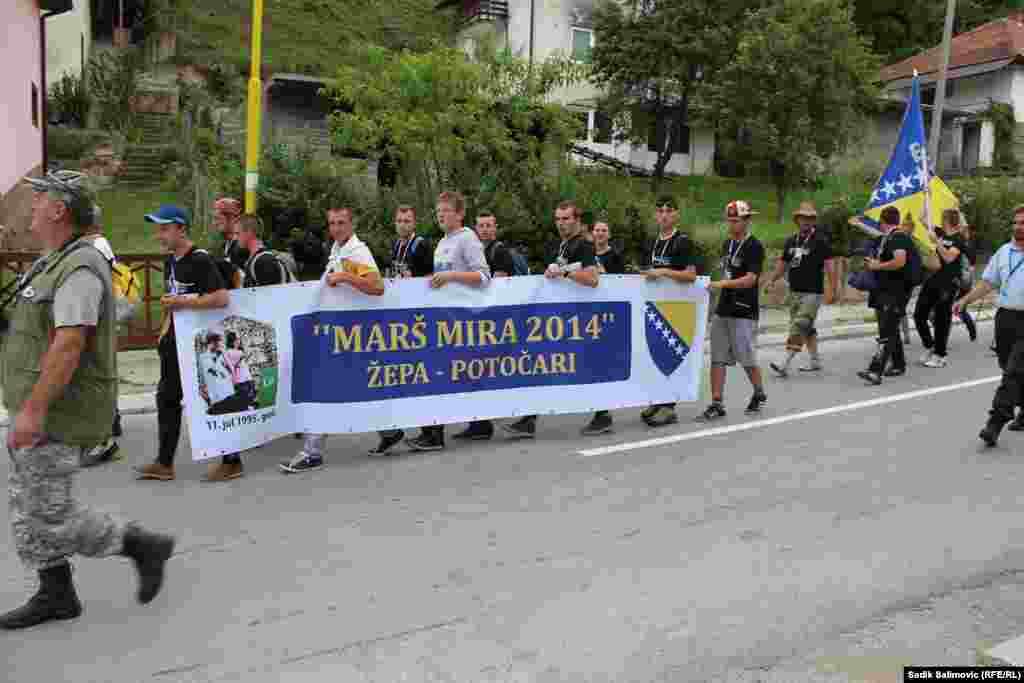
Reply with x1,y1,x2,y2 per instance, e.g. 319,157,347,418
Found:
486,240,531,276
905,241,925,288
195,249,241,290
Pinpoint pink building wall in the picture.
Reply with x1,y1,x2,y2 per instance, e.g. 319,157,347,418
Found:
1,0,43,195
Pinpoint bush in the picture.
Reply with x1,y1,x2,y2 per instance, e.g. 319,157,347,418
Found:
949,175,1024,254
49,72,90,127
47,127,111,164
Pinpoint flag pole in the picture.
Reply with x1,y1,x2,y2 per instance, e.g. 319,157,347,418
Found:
928,0,957,169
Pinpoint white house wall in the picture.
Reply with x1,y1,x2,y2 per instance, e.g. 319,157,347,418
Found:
46,0,91,84
487,0,709,175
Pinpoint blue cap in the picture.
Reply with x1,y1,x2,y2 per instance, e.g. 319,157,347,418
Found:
144,205,190,225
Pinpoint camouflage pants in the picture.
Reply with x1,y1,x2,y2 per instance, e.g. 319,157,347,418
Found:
8,441,125,571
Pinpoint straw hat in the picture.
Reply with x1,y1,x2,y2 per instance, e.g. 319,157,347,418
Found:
792,201,818,223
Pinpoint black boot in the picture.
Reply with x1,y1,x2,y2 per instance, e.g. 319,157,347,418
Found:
0,562,82,630
120,525,175,605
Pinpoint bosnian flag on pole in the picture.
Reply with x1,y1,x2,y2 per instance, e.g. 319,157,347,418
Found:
850,73,959,248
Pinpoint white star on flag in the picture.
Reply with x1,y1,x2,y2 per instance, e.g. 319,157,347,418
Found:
882,181,897,198
897,174,914,193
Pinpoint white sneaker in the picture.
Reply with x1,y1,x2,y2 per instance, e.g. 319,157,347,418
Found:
923,355,948,368
919,351,934,366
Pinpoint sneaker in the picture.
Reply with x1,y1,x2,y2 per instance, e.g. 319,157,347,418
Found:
696,403,727,422
769,362,789,378
405,434,444,452
502,417,536,439
645,406,679,427
279,452,323,474
368,430,405,455
81,438,120,467
919,351,934,366
205,461,244,482
135,462,175,481
980,423,1002,447
923,355,948,368
745,392,767,415
640,405,659,422
799,360,823,372
1007,416,1024,432
857,370,883,386
452,423,494,441
581,413,614,436
883,366,907,377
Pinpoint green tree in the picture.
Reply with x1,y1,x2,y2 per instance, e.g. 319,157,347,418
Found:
325,45,585,258
701,0,881,222
590,0,763,191
853,0,1013,65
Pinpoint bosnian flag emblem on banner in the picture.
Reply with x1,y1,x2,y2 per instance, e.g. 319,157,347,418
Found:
645,301,696,377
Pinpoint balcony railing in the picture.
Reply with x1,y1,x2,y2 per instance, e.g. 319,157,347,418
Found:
437,0,509,26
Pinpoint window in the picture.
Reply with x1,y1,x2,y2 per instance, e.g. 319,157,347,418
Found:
921,80,955,106
571,28,593,62
31,83,39,128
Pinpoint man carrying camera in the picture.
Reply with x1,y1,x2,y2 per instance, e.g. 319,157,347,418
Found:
0,172,174,629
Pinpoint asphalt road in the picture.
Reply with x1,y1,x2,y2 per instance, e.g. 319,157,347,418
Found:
3,322,1024,683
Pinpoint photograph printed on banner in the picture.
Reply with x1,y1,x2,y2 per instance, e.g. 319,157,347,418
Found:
193,315,279,415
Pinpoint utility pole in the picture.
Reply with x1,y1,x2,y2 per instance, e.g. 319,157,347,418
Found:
245,0,265,213
928,0,957,170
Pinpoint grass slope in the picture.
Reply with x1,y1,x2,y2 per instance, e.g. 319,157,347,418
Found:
174,0,451,76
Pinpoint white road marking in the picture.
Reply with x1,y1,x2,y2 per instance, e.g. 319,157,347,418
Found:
578,375,1002,457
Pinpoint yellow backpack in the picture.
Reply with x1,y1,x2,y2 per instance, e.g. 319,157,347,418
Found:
111,262,141,322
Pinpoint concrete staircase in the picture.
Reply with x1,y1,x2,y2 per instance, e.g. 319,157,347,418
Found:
118,112,176,188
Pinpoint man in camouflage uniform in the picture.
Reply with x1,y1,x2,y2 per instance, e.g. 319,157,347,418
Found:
0,171,175,630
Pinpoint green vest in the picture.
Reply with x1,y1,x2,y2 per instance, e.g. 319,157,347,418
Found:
0,239,118,446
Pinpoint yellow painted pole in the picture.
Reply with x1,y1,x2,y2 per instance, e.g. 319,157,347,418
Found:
244,0,264,213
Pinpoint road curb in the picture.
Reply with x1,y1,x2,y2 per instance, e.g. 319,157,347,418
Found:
0,313,994,429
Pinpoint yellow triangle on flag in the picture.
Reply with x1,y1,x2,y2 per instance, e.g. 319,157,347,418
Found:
653,301,697,347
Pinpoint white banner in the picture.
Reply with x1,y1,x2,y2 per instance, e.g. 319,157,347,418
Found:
174,275,710,460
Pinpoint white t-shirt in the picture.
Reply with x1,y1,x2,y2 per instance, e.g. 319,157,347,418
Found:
199,351,235,404
88,236,115,263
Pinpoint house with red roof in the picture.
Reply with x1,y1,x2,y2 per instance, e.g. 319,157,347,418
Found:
865,11,1024,173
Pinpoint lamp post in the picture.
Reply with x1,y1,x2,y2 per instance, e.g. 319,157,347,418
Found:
244,0,265,213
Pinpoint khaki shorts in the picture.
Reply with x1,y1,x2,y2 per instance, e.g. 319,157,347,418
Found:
787,292,823,340
710,315,758,367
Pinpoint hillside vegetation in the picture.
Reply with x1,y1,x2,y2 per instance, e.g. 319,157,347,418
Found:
169,0,452,76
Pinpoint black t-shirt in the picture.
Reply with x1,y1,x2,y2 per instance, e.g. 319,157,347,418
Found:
391,235,434,277
716,236,765,319
483,240,517,276
926,229,966,291
548,234,597,272
162,246,226,347
244,249,286,287
875,231,915,300
782,229,833,294
595,247,625,275
643,231,698,273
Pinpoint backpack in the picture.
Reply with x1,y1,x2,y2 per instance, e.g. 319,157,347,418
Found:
244,249,297,287
487,240,531,276
110,262,141,323
194,249,242,290
905,241,925,288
